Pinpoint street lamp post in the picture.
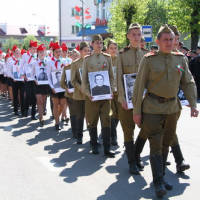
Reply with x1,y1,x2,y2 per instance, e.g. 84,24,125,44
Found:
32,14,46,45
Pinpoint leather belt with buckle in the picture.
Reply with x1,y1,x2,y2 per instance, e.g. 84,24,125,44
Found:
148,93,175,103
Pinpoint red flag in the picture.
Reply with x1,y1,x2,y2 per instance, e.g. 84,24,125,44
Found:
85,8,89,11
85,15,91,19
75,15,81,20
75,6,81,12
85,11,90,15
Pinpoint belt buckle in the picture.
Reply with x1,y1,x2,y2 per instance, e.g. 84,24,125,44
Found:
165,97,170,103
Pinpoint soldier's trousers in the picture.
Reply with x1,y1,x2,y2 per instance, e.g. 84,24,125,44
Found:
142,111,180,155
111,94,120,119
66,97,76,116
74,100,85,120
139,110,181,147
85,96,110,128
118,106,135,142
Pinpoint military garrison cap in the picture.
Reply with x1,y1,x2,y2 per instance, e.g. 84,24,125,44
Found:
169,25,181,36
92,34,102,43
80,42,89,49
128,22,141,30
158,24,173,34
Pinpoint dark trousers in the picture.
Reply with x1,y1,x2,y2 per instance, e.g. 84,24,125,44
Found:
25,81,36,116
12,81,25,113
195,75,200,98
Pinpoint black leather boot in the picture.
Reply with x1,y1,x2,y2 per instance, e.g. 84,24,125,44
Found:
124,141,140,175
102,127,115,158
135,136,147,170
76,119,84,144
22,110,28,117
171,145,190,172
89,127,99,154
111,118,119,145
70,115,77,138
162,153,173,190
150,155,167,197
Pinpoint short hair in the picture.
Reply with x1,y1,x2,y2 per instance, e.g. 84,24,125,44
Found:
94,74,104,80
55,71,61,76
107,39,117,48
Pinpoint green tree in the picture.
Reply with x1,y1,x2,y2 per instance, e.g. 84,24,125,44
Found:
23,35,39,50
108,0,149,49
2,37,20,52
167,0,200,49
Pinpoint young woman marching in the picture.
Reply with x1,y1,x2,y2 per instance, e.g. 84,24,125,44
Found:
32,44,49,125
9,47,25,116
47,42,66,130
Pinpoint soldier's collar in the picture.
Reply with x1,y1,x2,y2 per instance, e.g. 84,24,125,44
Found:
93,52,101,57
129,45,140,51
158,50,171,58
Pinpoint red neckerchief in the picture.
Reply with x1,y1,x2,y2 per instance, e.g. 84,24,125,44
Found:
51,57,64,69
27,51,35,64
49,53,52,57
14,60,20,65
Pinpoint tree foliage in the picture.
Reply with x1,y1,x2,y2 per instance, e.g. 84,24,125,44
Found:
2,37,21,52
23,35,39,50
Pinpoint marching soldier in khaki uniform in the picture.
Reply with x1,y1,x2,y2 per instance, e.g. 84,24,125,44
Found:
60,61,77,137
82,34,115,157
132,24,198,198
106,39,120,145
116,23,149,174
71,42,90,144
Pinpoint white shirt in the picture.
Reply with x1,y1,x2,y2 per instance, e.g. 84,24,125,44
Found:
61,57,72,65
47,57,65,89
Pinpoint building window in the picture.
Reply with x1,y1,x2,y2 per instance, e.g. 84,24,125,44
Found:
71,43,76,48
103,1,106,19
72,8,83,16
72,25,80,34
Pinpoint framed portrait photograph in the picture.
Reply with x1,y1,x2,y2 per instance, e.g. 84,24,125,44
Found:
177,87,189,106
13,65,24,81
65,69,74,93
79,68,83,81
25,64,35,81
123,73,137,109
88,71,112,101
51,70,65,93
35,67,48,85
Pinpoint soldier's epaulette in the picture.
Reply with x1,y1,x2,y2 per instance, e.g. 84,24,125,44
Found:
172,51,184,56
144,51,157,57
84,54,91,59
141,47,150,52
119,46,130,54
102,52,111,57
72,58,80,64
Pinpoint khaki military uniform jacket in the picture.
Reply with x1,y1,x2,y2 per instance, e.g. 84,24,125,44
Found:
82,52,115,97
132,50,197,115
117,46,149,103
111,56,118,96
71,58,86,100
60,65,73,98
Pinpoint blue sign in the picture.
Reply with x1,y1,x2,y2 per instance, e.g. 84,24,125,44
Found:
142,25,152,42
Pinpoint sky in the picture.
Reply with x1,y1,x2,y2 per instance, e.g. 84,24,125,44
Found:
0,0,59,33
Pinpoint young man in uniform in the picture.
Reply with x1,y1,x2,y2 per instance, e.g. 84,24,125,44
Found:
71,42,90,144
116,23,149,174
82,34,115,157
132,24,198,197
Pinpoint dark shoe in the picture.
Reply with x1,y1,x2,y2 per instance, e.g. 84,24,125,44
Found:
124,141,140,175
43,110,47,115
55,124,61,130
111,137,118,146
104,150,115,158
92,146,99,154
163,178,173,190
14,111,18,116
90,141,102,147
66,118,69,124
77,138,82,144
31,115,38,120
129,162,140,175
40,120,45,126
166,161,171,165
177,161,190,173
23,110,28,117
154,180,167,197
61,118,65,121
135,136,147,170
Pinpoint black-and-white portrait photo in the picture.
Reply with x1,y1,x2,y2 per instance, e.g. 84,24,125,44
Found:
35,67,48,85
177,87,189,105
65,69,74,93
26,64,34,81
13,66,24,81
88,71,112,101
51,71,65,93
123,73,137,109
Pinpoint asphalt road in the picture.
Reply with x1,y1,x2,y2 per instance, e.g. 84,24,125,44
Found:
0,96,200,200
